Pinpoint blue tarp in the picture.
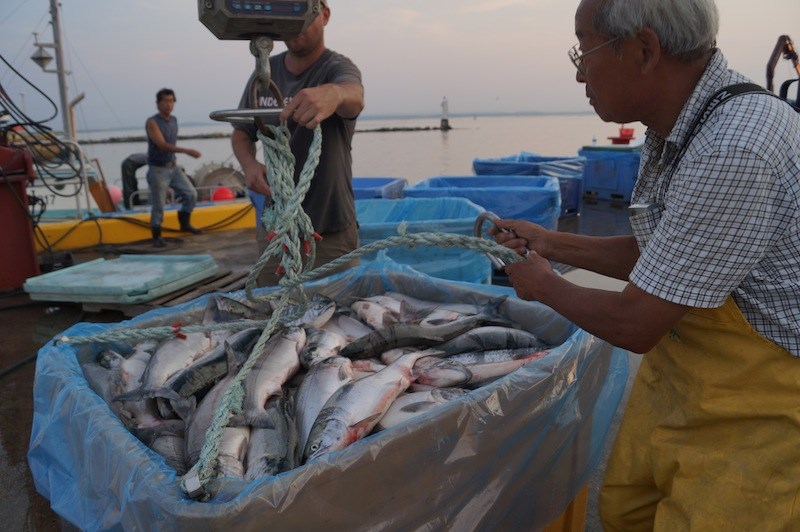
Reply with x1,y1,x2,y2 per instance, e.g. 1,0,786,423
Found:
405,176,561,230
28,259,628,530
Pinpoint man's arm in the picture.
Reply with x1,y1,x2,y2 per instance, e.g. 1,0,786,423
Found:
231,128,270,196
145,118,201,159
279,81,365,129
493,219,640,281
505,252,689,353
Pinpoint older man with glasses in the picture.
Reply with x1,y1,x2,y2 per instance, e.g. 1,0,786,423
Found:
492,0,800,528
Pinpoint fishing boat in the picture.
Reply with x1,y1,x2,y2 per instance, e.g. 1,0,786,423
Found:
28,148,256,254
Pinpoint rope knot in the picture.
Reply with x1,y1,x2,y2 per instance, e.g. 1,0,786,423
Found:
171,322,187,340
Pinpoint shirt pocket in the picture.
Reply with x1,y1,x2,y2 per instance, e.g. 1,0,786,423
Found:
628,202,663,250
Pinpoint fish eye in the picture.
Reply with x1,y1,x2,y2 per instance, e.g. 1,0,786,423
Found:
310,443,319,452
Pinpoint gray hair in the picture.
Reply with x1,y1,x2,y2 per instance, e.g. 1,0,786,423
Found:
593,0,719,61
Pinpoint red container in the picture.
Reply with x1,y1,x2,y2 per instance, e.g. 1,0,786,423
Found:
0,145,39,291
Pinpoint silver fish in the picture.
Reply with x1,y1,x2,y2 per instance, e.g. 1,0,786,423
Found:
339,312,515,360
385,292,509,317
351,358,387,380
414,358,473,388
150,431,188,476
236,327,305,426
321,312,373,343
436,326,547,357
350,300,399,330
114,331,215,404
185,355,242,469
245,395,297,480
216,426,250,479
295,357,355,457
284,293,337,329
96,343,161,429
452,348,551,385
299,327,347,369
304,351,425,461
156,328,260,419
377,388,468,431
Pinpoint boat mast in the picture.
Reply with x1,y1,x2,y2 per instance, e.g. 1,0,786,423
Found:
49,0,72,141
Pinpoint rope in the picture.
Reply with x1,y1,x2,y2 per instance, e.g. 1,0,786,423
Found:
57,120,525,500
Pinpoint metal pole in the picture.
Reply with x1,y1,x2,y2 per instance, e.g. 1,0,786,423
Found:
49,0,73,141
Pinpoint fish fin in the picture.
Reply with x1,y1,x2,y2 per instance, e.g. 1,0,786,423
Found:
170,396,197,422
350,413,384,432
400,401,437,413
381,313,399,328
397,300,427,324
112,388,146,403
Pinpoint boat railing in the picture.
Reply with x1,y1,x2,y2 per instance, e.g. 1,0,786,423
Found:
127,184,249,212
28,140,104,219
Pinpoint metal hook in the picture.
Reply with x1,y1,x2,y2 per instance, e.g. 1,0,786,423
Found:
474,211,510,269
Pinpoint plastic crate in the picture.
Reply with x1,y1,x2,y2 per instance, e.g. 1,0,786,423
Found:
558,176,583,218
356,197,492,284
472,152,581,177
577,198,633,237
578,148,641,202
404,176,561,230
352,177,407,199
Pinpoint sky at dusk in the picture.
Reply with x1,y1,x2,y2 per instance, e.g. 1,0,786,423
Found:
1,0,798,132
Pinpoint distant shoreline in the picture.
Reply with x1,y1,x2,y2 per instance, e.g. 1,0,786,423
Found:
79,126,448,145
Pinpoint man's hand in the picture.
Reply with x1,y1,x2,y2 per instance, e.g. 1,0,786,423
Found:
184,148,201,159
280,85,339,129
279,82,363,128
242,161,271,197
488,219,550,258
504,251,555,301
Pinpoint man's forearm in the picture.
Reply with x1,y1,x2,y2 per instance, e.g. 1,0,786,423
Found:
333,82,364,119
231,129,257,166
545,233,639,281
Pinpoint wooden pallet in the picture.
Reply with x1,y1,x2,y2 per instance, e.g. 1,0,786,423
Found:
82,269,249,317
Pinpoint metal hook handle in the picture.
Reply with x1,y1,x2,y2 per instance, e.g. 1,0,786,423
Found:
474,211,509,269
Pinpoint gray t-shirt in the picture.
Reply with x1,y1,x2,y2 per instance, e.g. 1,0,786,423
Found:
234,49,362,234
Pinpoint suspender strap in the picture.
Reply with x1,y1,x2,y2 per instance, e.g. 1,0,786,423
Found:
677,83,773,161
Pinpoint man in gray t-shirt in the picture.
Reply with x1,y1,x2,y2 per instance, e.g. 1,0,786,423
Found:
231,0,364,285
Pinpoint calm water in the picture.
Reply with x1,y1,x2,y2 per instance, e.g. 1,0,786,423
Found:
79,114,644,189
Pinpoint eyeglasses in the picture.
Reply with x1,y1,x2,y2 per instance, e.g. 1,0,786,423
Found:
568,37,620,75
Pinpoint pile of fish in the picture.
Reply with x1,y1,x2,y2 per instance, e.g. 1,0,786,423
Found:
83,290,552,481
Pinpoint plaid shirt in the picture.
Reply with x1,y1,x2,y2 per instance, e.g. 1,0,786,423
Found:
629,50,800,356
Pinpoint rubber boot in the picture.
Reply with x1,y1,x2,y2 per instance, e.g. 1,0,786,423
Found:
152,226,166,248
178,211,201,234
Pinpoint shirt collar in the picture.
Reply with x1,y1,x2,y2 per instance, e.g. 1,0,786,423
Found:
665,49,730,149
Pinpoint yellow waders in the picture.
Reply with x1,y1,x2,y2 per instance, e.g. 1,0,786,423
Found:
599,297,800,531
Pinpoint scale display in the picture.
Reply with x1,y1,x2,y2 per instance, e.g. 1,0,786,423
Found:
198,0,322,41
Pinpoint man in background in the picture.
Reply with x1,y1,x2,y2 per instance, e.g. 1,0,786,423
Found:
231,0,364,283
146,88,202,248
